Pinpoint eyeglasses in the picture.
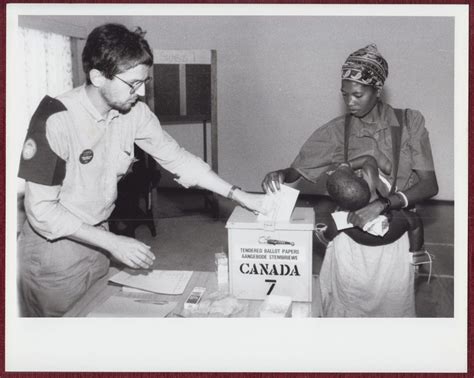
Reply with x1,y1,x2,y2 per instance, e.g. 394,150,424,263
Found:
113,75,151,94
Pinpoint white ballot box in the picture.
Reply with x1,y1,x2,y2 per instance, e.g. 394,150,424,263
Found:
226,207,315,302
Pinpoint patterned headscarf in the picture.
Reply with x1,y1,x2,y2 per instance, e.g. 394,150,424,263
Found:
341,44,388,89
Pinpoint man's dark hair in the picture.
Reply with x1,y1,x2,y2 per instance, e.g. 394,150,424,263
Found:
82,23,153,84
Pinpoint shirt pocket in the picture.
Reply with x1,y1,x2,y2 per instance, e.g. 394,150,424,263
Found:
116,149,136,179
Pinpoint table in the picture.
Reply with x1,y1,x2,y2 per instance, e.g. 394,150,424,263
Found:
65,270,323,318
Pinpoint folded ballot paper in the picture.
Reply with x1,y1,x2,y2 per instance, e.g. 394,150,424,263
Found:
331,211,389,237
258,184,300,222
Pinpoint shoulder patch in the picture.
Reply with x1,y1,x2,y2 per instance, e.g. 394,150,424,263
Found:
22,138,37,160
18,96,68,186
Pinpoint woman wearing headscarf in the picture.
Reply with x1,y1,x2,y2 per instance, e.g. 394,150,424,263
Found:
261,44,438,317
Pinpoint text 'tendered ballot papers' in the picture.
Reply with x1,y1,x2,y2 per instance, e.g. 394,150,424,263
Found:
109,270,192,295
258,184,300,222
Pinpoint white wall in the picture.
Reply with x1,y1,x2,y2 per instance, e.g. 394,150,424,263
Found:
29,15,455,199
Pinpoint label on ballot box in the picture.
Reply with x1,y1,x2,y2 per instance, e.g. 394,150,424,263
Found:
226,207,314,302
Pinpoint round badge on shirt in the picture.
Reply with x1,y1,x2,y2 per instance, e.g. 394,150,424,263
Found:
79,149,94,164
22,138,37,160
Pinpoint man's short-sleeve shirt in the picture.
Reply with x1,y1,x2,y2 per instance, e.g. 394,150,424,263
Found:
19,85,210,226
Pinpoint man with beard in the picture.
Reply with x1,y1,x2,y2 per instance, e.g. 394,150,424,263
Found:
17,23,265,316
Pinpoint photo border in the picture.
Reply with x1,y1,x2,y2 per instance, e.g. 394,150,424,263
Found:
1,1,471,376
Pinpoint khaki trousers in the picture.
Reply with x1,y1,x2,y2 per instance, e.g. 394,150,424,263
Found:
17,221,110,317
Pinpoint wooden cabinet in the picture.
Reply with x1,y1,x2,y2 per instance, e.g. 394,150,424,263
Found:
145,50,219,218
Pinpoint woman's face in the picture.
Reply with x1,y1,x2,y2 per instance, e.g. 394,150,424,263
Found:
341,80,380,118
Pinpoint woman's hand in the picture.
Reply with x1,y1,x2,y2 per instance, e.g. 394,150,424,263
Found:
109,234,156,269
232,190,267,215
261,170,286,194
347,199,385,229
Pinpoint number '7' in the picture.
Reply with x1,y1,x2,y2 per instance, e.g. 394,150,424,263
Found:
265,279,277,295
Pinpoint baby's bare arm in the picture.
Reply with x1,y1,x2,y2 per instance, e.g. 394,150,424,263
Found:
347,155,388,199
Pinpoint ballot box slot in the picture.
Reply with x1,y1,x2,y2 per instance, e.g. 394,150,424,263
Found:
258,236,295,246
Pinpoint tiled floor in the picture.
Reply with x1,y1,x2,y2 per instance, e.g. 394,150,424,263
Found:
413,201,454,317
133,189,454,317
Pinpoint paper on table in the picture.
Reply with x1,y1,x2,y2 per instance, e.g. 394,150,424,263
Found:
122,286,152,294
87,296,177,318
258,184,299,222
109,270,192,295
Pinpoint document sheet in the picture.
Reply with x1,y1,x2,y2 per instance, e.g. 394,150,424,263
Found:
331,211,389,236
331,211,353,230
258,184,300,222
109,270,192,295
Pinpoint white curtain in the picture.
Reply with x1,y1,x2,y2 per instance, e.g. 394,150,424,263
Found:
16,27,74,232
18,27,73,134
16,27,74,194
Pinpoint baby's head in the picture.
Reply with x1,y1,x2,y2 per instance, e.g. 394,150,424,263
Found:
326,166,371,211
